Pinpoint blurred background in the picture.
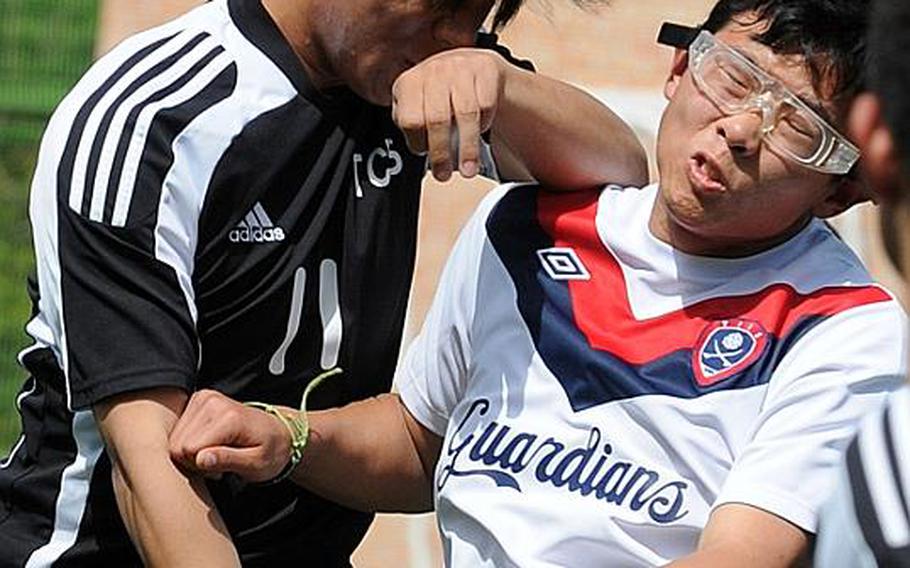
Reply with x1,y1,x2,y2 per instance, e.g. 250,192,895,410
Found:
0,0,900,565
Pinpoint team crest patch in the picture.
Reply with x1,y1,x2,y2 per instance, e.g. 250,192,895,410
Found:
693,319,767,387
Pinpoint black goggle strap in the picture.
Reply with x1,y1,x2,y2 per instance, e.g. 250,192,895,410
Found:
657,22,702,49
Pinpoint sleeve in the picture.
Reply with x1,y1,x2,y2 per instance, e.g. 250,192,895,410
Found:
814,442,881,568
474,31,534,182
474,32,535,73
713,300,908,533
56,207,199,411
31,50,237,411
395,185,513,435
815,386,910,567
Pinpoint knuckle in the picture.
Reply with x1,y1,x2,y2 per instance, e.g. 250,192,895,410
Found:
460,144,480,160
426,115,451,129
222,406,242,423
401,119,425,133
455,107,481,121
428,140,450,158
396,111,424,131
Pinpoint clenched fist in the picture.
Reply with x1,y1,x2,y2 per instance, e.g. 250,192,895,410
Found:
169,390,292,483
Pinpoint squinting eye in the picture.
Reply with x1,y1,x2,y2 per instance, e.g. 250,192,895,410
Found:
716,60,754,97
779,111,817,140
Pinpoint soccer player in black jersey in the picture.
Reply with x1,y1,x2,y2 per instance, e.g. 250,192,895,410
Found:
816,0,910,565
0,0,647,566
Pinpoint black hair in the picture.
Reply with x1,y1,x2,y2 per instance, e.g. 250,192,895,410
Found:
435,0,604,31
701,0,869,112
869,0,910,179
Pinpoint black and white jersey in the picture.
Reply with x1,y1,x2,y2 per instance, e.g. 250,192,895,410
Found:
0,0,431,565
816,386,910,567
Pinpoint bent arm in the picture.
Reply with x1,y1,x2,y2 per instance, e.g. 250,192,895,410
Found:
170,391,442,514
392,48,648,187
666,504,810,568
95,388,239,568
292,394,442,512
492,63,648,188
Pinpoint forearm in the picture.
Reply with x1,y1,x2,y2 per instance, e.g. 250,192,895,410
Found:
97,389,239,568
666,544,809,568
493,65,648,189
290,393,441,513
664,504,810,568
112,449,237,567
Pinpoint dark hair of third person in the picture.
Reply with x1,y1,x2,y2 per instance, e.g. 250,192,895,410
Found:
701,0,868,113
870,0,910,181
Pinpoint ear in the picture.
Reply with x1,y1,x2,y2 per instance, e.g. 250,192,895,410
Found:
812,175,872,219
848,92,902,203
663,49,689,100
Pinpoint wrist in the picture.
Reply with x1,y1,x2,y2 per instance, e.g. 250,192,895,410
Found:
243,367,342,484
244,402,308,485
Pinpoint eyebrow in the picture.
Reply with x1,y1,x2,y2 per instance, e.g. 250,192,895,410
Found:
728,44,834,123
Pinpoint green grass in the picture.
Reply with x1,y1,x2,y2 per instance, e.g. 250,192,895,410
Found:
0,0,97,452
0,142,38,450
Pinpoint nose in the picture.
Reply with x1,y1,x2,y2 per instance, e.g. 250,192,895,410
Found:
431,16,477,49
715,112,764,157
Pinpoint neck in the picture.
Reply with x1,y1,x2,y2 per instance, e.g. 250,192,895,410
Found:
648,193,811,258
261,0,341,89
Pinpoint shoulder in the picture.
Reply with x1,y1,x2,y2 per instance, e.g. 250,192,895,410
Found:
483,182,642,230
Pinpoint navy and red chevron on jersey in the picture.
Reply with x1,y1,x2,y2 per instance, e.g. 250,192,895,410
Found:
486,188,892,411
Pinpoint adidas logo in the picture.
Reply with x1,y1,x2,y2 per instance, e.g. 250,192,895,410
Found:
229,202,286,244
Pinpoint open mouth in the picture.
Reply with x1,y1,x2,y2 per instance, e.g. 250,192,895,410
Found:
687,153,728,194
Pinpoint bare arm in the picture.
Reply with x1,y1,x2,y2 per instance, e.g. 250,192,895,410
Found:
666,504,810,568
95,388,240,568
392,48,648,188
490,61,648,189
169,390,442,513
293,394,442,512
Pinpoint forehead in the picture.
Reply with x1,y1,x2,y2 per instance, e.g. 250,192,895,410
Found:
713,19,838,121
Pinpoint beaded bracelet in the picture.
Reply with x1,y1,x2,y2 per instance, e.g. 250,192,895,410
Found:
244,367,342,484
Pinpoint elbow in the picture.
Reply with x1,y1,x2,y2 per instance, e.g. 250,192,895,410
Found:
622,144,650,188
606,124,649,188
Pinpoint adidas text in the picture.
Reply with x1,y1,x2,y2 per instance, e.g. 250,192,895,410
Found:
229,227,286,243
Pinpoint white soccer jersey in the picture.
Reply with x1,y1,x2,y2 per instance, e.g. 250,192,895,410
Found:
396,183,909,567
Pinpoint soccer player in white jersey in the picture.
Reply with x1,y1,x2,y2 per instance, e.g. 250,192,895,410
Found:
0,0,650,566
815,0,910,565
170,0,909,565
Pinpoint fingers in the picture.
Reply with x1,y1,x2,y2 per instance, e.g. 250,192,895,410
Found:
451,73,482,178
393,76,427,156
391,49,503,182
195,447,282,484
168,390,289,481
424,76,455,181
169,390,231,470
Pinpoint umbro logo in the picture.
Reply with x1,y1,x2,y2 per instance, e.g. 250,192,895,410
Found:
537,247,590,281
229,202,286,244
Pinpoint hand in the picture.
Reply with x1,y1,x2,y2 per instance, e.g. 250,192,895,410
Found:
392,48,507,182
169,390,291,483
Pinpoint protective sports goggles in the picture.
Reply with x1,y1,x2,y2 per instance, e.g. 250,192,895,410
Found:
658,23,859,175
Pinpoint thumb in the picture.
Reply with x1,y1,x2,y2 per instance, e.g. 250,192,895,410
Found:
195,446,276,482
